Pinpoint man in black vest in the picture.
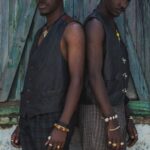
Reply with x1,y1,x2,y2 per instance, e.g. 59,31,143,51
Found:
79,0,138,150
11,0,85,150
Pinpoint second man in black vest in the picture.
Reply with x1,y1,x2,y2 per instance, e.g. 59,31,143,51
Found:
79,0,138,150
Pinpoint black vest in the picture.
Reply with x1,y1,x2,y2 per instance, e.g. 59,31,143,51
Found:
81,9,130,106
20,14,73,117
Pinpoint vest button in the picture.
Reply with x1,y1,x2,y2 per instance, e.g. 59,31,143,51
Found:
121,57,127,64
122,73,128,79
122,88,127,94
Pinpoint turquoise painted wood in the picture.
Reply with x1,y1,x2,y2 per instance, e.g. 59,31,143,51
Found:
124,22,149,100
0,0,150,114
0,0,42,101
117,0,150,101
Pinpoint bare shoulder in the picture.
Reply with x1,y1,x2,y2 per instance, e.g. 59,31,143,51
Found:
66,21,83,33
85,18,105,41
63,21,84,40
85,18,104,35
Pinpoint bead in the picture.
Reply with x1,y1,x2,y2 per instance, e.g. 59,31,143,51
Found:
105,118,109,122
109,117,113,120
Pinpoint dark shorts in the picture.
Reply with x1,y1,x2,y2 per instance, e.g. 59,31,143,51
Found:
19,113,75,150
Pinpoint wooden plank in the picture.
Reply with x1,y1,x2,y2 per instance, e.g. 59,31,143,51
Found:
8,10,44,101
0,1,3,90
0,0,9,91
8,0,23,100
64,0,74,16
73,0,84,22
117,0,150,101
0,0,37,102
124,21,150,100
83,0,100,22
137,0,150,92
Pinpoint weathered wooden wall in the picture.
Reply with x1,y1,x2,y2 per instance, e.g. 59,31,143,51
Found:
122,0,150,101
0,0,45,102
0,0,150,115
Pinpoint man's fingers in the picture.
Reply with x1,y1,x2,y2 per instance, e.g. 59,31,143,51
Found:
115,141,122,150
47,139,57,150
59,142,64,150
130,140,137,147
45,141,48,146
127,135,138,147
128,136,138,147
127,126,138,147
133,127,138,139
52,144,57,150
111,140,117,150
45,134,66,150
11,140,21,148
47,142,53,150
55,142,63,150
127,139,134,147
51,142,63,150
45,136,52,146
11,126,21,148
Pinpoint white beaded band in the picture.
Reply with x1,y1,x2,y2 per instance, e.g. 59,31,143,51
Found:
104,114,118,123
128,116,133,120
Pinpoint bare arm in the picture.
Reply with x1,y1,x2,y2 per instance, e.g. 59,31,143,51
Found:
45,22,85,149
86,19,113,116
59,22,85,124
86,19,124,150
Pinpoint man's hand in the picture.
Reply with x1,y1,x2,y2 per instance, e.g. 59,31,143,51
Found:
107,120,125,150
127,119,138,147
11,126,21,148
45,128,67,150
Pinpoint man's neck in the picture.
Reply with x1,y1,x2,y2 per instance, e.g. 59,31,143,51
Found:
46,7,64,26
97,3,114,20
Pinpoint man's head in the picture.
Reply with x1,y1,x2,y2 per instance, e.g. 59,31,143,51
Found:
101,0,131,17
37,0,63,16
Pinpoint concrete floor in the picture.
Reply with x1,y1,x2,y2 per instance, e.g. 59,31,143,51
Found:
1,125,150,150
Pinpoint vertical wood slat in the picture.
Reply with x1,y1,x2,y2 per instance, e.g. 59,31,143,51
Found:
8,0,24,100
125,23,150,100
0,0,9,78
0,0,9,94
64,0,74,17
0,0,37,102
137,0,150,92
9,11,45,101
73,0,84,21
83,0,100,21
124,0,150,100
